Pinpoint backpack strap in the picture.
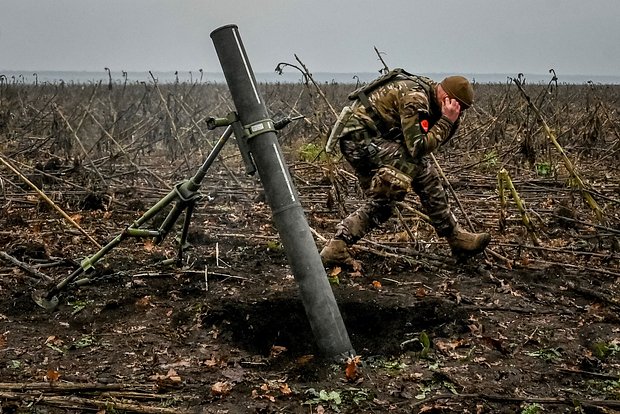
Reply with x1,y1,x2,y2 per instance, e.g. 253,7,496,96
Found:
347,68,409,100
355,89,390,137
350,69,433,139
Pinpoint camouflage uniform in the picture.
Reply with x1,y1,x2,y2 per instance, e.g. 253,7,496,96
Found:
332,75,459,244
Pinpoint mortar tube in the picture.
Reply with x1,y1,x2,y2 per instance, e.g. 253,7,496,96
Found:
210,24,354,360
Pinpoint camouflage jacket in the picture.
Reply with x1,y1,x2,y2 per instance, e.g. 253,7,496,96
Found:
343,75,459,158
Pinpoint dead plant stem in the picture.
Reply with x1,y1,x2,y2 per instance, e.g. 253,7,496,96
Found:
0,154,101,248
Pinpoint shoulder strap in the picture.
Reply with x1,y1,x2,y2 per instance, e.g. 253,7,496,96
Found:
349,68,431,137
348,68,408,101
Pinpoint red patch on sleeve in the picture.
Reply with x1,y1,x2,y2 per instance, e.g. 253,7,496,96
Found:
420,119,429,132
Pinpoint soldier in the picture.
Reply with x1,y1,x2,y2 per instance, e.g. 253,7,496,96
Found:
321,69,491,267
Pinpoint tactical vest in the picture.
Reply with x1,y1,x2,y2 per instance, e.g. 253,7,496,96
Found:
348,68,433,138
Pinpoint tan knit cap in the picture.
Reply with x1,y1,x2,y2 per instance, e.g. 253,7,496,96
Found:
440,76,474,109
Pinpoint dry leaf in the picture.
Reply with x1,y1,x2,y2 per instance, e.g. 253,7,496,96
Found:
296,354,314,365
270,345,287,358
345,355,361,381
435,338,468,355
393,230,409,243
45,336,63,346
330,267,342,277
211,381,233,396
149,368,182,384
135,296,152,309
415,287,427,297
166,368,182,383
204,357,226,369
279,383,292,395
419,403,449,413
481,336,510,355
143,239,155,251
46,369,60,382
252,383,278,402
70,213,82,224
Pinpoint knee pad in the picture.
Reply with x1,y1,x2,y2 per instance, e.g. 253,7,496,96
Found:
369,165,411,201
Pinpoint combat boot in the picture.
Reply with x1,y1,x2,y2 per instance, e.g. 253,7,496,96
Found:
447,225,491,257
320,239,352,265
320,239,361,270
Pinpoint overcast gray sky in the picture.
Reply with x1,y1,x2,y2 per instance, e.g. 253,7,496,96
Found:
1,0,618,76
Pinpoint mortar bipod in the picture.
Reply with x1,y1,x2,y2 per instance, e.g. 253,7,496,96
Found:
32,113,302,310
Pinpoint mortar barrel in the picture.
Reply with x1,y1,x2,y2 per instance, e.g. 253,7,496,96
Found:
210,24,354,360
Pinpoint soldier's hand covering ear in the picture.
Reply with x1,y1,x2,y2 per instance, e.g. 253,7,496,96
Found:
400,87,460,159
441,97,461,123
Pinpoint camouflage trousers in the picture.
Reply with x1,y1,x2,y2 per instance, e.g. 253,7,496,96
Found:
334,131,457,245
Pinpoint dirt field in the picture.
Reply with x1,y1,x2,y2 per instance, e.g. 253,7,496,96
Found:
1,76,619,413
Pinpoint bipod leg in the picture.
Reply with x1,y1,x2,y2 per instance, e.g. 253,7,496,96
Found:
32,229,131,310
156,124,234,245
33,125,234,311
33,191,179,310
174,199,197,266
33,266,84,310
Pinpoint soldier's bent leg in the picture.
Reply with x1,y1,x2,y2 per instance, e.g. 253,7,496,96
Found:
322,133,400,265
412,157,490,256
334,197,394,245
320,197,393,267
411,157,456,237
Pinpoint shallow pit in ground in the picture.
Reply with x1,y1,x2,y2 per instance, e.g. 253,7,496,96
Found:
201,291,468,357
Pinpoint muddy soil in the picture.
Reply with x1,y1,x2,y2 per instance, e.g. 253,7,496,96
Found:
1,78,620,414
1,151,619,414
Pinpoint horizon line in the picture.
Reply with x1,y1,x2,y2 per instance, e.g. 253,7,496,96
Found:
1,69,619,79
